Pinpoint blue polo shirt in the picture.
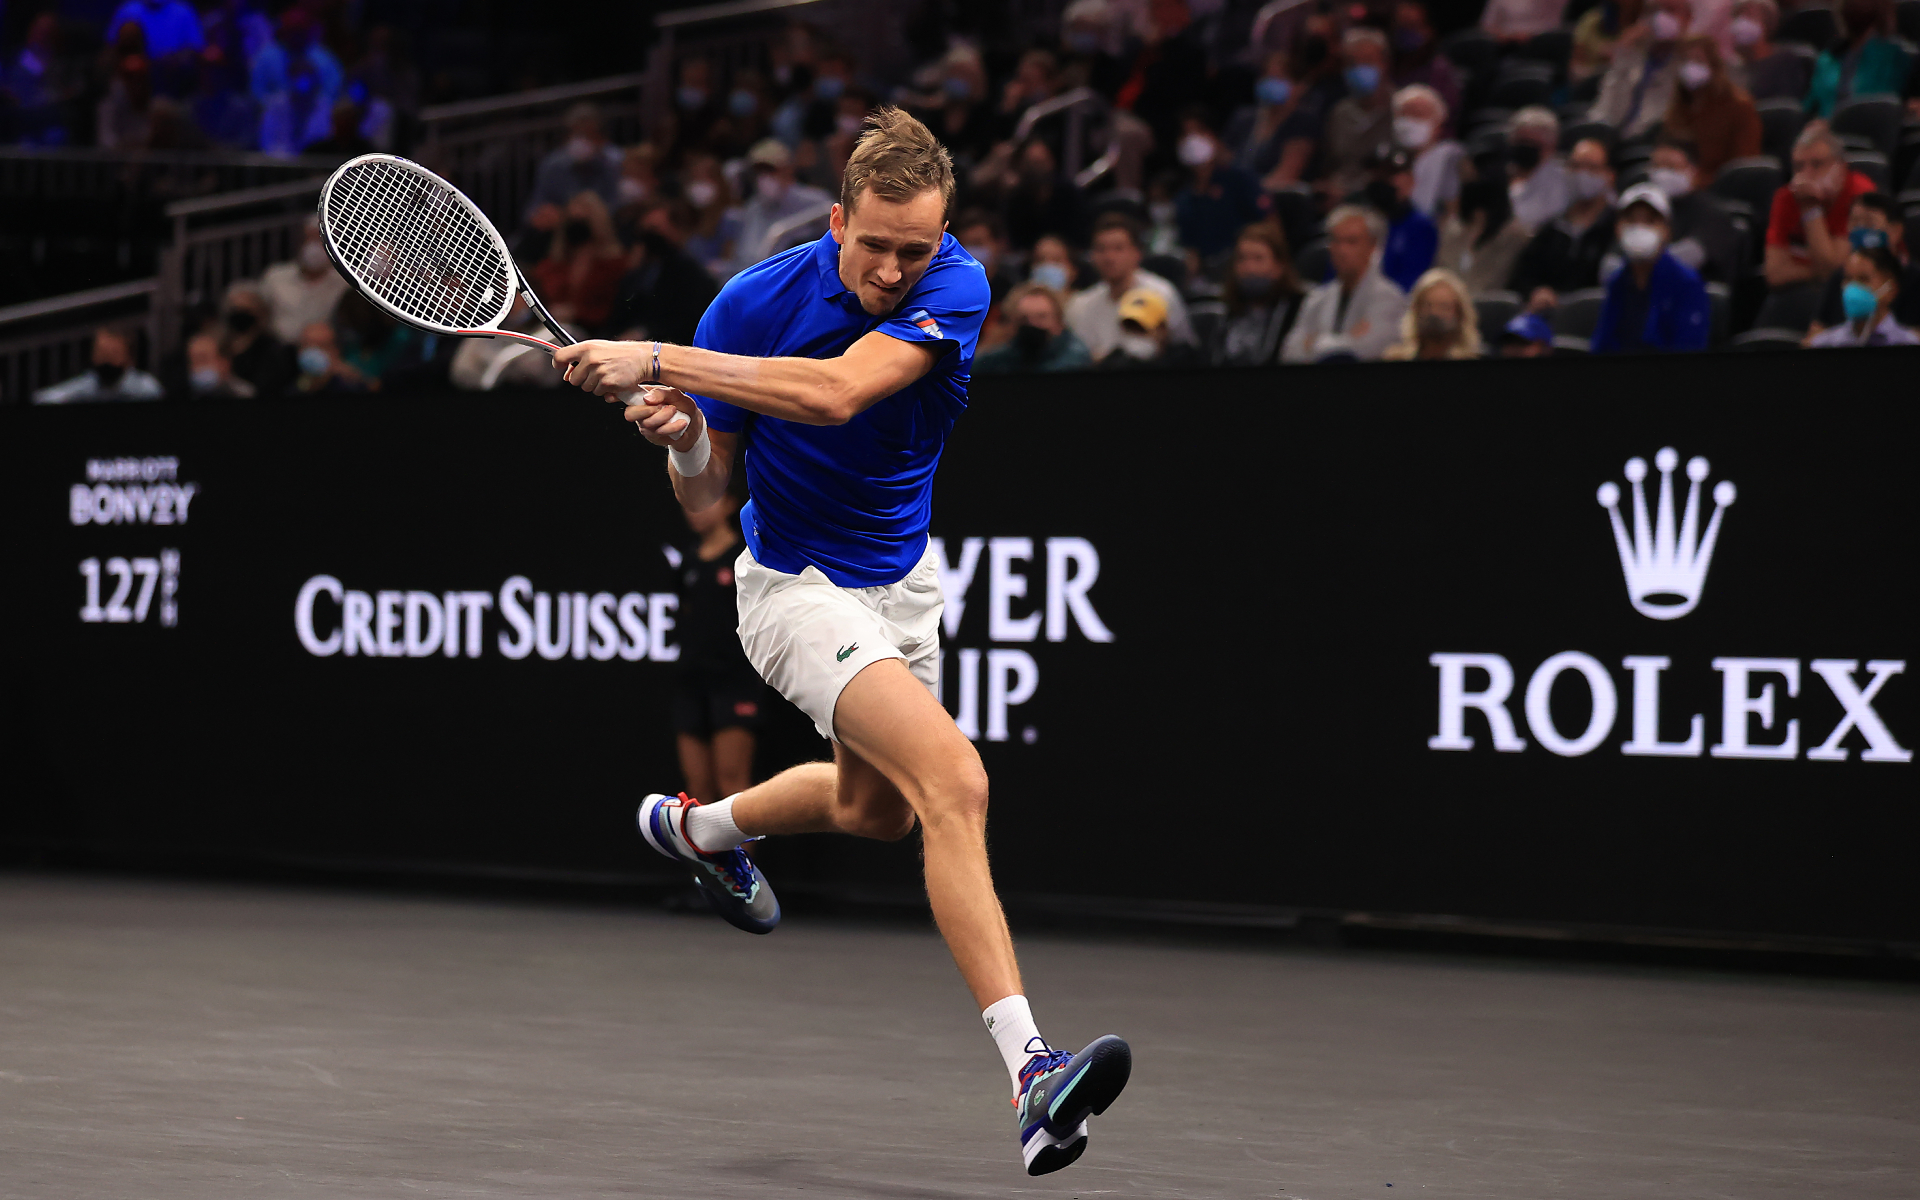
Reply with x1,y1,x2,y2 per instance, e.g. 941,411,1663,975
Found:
691,230,989,587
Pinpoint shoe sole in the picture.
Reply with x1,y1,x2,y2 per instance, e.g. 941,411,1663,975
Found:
636,794,680,861
1041,1035,1131,1138
1025,1125,1088,1176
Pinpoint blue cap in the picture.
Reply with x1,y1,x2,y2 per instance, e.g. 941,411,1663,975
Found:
1850,227,1890,252
1504,312,1552,343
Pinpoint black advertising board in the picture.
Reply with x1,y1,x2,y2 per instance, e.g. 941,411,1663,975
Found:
3,350,1915,944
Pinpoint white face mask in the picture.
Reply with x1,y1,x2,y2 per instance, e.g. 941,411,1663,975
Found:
1178,133,1215,167
1393,117,1436,150
754,172,786,203
1730,16,1764,46
298,241,328,274
1678,60,1712,90
835,113,864,136
1620,222,1665,260
566,136,595,163
1117,332,1158,359
1569,169,1610,201
617,177,648,205
1148,200,1176,225
1649,166,1693,197
1651,10,1682,40
685,179,719,209
1029,262,1071,291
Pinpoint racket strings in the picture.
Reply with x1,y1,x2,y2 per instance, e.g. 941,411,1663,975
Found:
323,160,513,332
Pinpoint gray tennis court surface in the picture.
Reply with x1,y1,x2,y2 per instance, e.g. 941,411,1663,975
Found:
1,874,1914,1199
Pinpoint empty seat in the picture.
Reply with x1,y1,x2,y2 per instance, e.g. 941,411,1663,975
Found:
1831,94,1904,158
1778,4,1837,49
1294,236,1331,285
1551,288,1608,339
1706,282,1733,344
1757,98,1808,163
1474,290,1522,336
1846,150,1891,191
1731,327,1806,350
1712,157,1785,218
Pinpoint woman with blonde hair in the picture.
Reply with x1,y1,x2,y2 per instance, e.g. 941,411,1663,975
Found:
1384,268,1482,359
1661,35,1760,176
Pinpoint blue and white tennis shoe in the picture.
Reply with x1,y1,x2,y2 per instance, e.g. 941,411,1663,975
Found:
1013,1034,1132,1175
637,792,780,934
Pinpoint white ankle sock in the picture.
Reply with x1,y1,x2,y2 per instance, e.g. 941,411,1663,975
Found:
684,796,749,854
982,994,1049,1093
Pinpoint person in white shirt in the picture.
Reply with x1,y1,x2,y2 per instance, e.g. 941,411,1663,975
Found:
259,216,347,345
1280,205,1410,362
1393,84,1462,217
1506,106,1570,230
34,327,164,403
1063,212,1195,361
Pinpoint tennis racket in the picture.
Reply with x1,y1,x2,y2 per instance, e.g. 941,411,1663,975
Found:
315,152,688,435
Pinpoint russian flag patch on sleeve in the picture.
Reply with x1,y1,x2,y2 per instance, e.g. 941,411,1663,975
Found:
908,309,943,340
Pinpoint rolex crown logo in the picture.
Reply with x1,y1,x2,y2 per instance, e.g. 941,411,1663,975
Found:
1597,446,1735,621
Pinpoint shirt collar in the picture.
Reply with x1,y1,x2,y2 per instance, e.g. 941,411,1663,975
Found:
813,232,850,300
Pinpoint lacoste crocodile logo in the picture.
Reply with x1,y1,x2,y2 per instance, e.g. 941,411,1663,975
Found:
836,644,858,662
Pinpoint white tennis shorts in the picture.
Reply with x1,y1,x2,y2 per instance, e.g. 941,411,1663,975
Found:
734,542,944,742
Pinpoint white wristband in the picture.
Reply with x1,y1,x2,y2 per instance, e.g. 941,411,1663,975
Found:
669,424,711,478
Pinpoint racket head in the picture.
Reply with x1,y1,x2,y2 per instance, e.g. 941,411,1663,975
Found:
317,153,518,338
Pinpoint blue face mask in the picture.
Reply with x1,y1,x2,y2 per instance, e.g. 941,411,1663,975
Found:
943,76,971,100
729,88,757,117
676,86,707,111
1029,262,1071,291
297,346,331,376
1345,64,1380,96
1256,77,1292,106
814,75,844,100
1842,281,1882,322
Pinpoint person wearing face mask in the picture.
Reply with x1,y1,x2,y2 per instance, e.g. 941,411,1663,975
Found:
1366,145,1439,292
1725,0,1811,100
1590,0,1692,137
1806,243,1919,345
1762,127,1876,325
1004,139,1088,251
1025,235,1080,294
974,283,1094,372
218,282,292,400
952,209,1014,346
1807,0,1912,118
178,332,255,399
259,217,346,345
1509,138,1620,307
1392,83,1462,217
1065,213,1196,359
1207,223,1303,365
1805,194,1920,335
524,103,623,243
1572,0,1646,86
1590,183,1712,352
728,138,832,275
34,327,164,403
1281,204,1410,362
1660,36,1759,176
1482,0,1571,42
800,52,855,141
1173,112,1263,261
1643,139,1745,283
1324,27,1397,200
1224,52,1326,190
609,199,721,351
678,152,743,278
533,190,632,334
1119,0,1210,167
291,320,370,393
1389,3,1463,122
1384,268,1483,358
1505,107,1571,231
1436,172,1532,297
1097,286,1200,368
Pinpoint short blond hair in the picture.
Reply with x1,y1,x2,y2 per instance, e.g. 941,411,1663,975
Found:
841,105,956,216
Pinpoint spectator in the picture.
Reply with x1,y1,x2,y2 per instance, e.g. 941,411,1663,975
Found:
1483,0,1571,42
679,152,741,277
729,138,833,275
7,16,70,147
189,44,255,149
1590,0,1691,138
954,208,1013,312
1145,170,1184,256
1498,310,1556,355
1281,205,1410,361
1591,183,1712,351
1806,194,1920,333
616,144,661,213
96,45,153,150
1098,286,1201,368
1510,138,1618,307
999,49,1060,127
219,282,291,399
1436,175,1532,296
1059,0,1133,100
1806,0,1911,119
292,321,370,393
1002,138,1086,251
532,191,628,333
1662,35,1760,176
333,290,432,385
1762,127,1876,322
1384,268,1482,359
451,296,563,390
250,9,341,154
180,331,255,399
34,328,163,404
1506,107,1570,230
1647,139,1746,283
524,103,623,239
974,283,1095,372
918,45,996,164
1806,243,1919,345
1394,84,1463,217
706,69,771,160
1389,2,1464,125
1174,112,1264,262
664,57,723,163
306,97,373,157
1727,0,1812,101
1573,0,1646,85
1026,234,1080,292
612,198,718,348
260,217,346,345
1324,27,1395,200
1226,52,1325,190
1124,0,1211,160
1368,145,1439,292
1208,223,1303,366
108,0,204,60
1066,213,1196,360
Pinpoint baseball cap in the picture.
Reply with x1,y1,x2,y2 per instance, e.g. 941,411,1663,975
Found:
1502,312,1553,344
1617,182,1671,221
1116,287,1169,332
746,138,791,169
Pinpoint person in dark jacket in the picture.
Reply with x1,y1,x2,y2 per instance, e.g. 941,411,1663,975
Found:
1592,183,1712,352
1509,138,1618,309
1208,223,1303,365
974,283,1094,372
613,198,720,347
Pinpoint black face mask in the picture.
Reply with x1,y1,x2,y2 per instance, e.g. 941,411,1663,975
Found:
1364,179,1404,218
564,218,593,246
94,362,126,389
1014,322,1051,360
226,309,257,334
1510,142,1543,171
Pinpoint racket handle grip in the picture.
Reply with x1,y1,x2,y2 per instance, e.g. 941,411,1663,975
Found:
617,390,692,438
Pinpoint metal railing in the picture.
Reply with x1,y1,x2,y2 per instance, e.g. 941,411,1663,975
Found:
0,280,159,405
1012,88,1109,181
754,201,834,263
156,179,324,352
0,146,336,206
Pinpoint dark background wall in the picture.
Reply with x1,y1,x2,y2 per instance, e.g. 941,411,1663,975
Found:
3,352,1915,945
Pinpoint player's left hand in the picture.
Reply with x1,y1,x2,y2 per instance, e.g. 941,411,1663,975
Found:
625,385,701,446
552,339,649,399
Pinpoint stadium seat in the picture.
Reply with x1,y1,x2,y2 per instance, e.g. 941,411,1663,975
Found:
1757,98,1808,163
1187,300,1225,351
1896,129,1920,191
1551,335,1591,354
1846,150,1891,191
1901,0,1920,42
1712,157,1785,218
1559,119,1617,153
1489,66,1556,111
1143,253,1188,293
1441,28,1500,79
1551,288,1608,339
1516,28,1575,76
1474,290,1521,337
1754,283,1821,332
1731,327,1806,350
1268,185,1321,262
1706,282,1732,345
1294,236,1331,284
1831,94,1904,158
1778,4,1838,49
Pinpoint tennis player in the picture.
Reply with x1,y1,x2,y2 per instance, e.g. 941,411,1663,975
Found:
552,107,1129,1175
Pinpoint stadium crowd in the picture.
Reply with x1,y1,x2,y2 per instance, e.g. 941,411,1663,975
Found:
19,0,1920,401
